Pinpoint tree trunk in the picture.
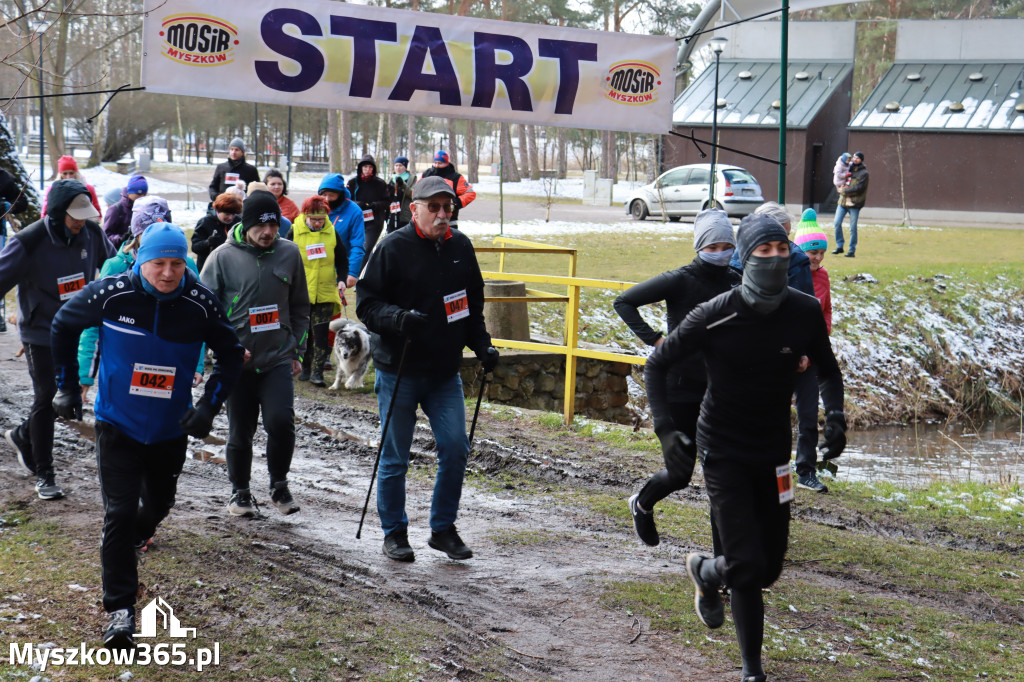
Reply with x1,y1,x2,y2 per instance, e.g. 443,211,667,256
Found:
556,128,567,178
341,110,352,170
499,123,520,182
465,120,478,183
165,127,174,163
406,115,417,172
87,47,113,168
516,124,530,179
328,110,343,173
446,118,458,166
526,125,540,180
387,113,398,167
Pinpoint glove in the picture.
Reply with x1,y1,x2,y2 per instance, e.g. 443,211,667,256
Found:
656,428,696,481
818,411,847,460
397,310,429,337
53,388,83,420
479,346,499,373
179,400,218,439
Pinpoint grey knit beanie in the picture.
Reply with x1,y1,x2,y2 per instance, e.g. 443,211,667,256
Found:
229,137,246,153
693,209,735,252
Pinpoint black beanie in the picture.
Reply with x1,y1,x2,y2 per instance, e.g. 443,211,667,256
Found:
241,190,281,231
736,213,789,265
853,151,865,162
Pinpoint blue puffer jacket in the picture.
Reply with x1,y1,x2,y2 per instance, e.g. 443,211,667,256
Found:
51,268,244,444
318,174,365,278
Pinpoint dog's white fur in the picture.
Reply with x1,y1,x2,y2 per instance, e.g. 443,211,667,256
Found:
328,318,371,390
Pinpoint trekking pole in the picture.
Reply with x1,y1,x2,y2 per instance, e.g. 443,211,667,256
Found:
356,336,411,539
467,370,488,455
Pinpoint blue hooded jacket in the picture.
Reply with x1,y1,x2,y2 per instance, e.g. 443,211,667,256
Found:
318,174,365,278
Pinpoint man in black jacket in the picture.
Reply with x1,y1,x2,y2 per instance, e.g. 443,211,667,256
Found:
0,180,115,499
356,176,498,563
208,138,260,202
346,154,391,257
644,214,847,682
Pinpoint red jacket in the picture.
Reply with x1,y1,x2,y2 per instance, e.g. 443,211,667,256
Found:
811,266,832,334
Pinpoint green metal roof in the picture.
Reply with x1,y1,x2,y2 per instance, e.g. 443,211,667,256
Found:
850,62,1024,132
672,60,852,130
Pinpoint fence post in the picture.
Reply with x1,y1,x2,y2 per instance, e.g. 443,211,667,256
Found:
563,282,581,425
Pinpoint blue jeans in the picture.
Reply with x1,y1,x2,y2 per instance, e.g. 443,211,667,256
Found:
374,370,469,536
833,206,860,254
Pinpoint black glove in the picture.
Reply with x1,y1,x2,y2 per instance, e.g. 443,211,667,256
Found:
819,411,847,460
179,400,218,439
656,428,696,481
397,310,429,337
479,346,499,373
53,388,83,420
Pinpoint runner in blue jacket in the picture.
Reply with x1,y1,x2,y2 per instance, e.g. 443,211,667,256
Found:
50,222,244,650
318,173,365,286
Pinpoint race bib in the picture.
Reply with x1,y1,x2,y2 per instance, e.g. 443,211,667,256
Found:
225,172,240,185
776,463,794,504
362,208,374,221
249,304,280,332
306,243,327,260
444,289,470,323
57,272,85,301
389,201,401,214
129,363,175,399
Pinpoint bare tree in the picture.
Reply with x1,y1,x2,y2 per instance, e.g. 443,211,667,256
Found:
446,118,457,165
516,124,530,179
556,127,568,178
341,110,352,171
406,114,416,171
499,122,520,181
328,110,342,173
465,119,478,183
526,124,540,180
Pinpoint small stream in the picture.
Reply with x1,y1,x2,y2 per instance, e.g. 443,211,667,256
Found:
832,417,1024,487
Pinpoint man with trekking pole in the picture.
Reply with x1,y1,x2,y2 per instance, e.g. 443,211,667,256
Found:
356,175,498,563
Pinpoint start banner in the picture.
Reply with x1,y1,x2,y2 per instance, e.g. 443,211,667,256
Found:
140,0,676,133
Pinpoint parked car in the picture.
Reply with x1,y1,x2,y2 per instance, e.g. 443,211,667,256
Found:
625,164,763,220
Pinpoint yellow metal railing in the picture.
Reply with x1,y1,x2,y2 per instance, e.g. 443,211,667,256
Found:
476,237,644,425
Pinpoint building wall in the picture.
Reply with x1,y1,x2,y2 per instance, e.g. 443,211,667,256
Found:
847,131,1022,213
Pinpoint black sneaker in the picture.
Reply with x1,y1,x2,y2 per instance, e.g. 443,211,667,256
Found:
844,252,855,258
309,371,326,387
5,429,34,476
685,553,724,629
831,247,843,255
36,475,65,500
628,493,660,546
428,525,473,560
103,608,135,650
269,481,300,515
382,530,415,562
797,473,829,493
227,488,258,517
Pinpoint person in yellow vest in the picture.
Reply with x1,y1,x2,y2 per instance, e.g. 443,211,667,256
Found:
286,195,349,386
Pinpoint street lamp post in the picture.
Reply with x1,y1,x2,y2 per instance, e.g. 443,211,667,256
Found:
708,36,727,209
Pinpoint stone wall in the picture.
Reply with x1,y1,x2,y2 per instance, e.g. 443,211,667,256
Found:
459,349,633,424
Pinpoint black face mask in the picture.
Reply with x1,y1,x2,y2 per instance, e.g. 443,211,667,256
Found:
740,255,789,314
323,195,342,211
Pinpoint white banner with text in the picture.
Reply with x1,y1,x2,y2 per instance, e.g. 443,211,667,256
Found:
141,0,676,133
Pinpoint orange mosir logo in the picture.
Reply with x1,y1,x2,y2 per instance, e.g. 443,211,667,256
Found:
604,61,662,105
160,14,238,66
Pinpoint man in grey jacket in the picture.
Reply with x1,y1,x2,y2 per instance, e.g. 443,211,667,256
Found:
0,180,115,499
200,190,310,517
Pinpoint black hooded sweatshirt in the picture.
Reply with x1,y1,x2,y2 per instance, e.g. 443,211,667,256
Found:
208,155,260,201
346,154,391,229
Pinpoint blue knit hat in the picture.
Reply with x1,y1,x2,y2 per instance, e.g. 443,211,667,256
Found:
395,156,409,167
434,150,449,163
137,222,188,265
126,175,148,195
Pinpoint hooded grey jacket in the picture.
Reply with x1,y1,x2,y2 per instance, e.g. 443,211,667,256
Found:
0,179,115,346
200,223,310,373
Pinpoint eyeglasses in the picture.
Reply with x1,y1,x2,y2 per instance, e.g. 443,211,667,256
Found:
417,201,454,214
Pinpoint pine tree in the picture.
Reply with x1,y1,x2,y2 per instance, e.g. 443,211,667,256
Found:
0,113,41,224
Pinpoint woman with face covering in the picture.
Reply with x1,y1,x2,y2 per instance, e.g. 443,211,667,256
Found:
614,209,740,548
643,213,848,682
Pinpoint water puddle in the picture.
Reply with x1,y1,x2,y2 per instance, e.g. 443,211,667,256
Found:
835,418,1024,486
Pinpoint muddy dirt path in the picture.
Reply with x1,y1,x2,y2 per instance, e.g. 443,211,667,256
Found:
0,331,736,680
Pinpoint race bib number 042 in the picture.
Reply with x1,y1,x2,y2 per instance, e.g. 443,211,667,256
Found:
444,289,470,323
249,305,281,332
130,363,176,399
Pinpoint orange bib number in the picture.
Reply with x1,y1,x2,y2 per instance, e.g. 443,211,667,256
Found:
130,363,176,399
444,289,469,323
57,272,85,301
306,243,327,260
362,208,374,221
249,305,280,332
776,463,794,504
389,201,401,214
